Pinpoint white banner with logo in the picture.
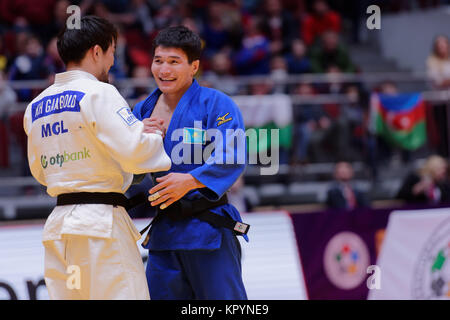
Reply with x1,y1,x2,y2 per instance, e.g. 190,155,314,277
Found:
0,212,307,300
368,207,450,300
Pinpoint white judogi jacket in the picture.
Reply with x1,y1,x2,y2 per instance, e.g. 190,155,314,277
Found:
24,70,171,241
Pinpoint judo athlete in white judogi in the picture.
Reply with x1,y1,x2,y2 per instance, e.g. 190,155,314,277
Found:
23,16,171,300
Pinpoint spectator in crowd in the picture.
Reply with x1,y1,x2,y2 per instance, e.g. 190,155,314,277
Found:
42,37,65,82
43,0,70,45
368,80,409,170
8,33,48,101
0,71,16,117
326,161,369,209
0,71,17,168
0,0,57,27
201,1,231,59
203,51,240,95
284,38,311,74
128,65,151,100
426,35,450,89
153,3,178,30
309,31,355,74
397,155,450,204
0,34,8,73
301,0,342,46
260,0,297,55
269,55,288,93
426,35,450,157
339,84,369,161
108,28,130,80
291,82,332,163
233,16,271,75
379,80,399,95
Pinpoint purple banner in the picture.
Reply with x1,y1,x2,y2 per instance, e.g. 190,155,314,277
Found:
291,207,392,299
291,203,450,299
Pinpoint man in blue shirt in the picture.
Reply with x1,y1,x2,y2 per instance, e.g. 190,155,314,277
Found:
133,26,248,300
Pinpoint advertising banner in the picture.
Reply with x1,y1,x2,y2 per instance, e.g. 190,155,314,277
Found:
291,208,391,299
368,207,450,300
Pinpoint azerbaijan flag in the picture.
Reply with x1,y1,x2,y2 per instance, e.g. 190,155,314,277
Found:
371,93,426,150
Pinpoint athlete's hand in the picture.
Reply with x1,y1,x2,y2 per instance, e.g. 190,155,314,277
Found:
143,117,166,138
148,173,205,209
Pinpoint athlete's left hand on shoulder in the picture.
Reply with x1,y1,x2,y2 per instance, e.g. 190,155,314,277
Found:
148,173,204,209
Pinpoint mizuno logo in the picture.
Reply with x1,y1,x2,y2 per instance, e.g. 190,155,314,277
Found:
217,113,232,126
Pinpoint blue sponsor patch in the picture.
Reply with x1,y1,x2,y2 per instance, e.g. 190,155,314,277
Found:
117,107,138,126
31,90,85,122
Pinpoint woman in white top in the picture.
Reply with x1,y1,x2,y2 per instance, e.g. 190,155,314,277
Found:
426,35,450,89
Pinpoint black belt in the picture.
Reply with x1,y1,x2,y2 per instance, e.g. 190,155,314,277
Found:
140,194,250,247
56,192,147,211
56,191,250,247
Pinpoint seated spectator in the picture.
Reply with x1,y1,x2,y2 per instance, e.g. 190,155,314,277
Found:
339,84,368,161
261,0,297,55
153,3,177,30
326,161,369,209
203,51,240,95
0,0,57,27
201,1,230,59
42,37,65,81
8,33,48,101
128,65,151,100
108,29,130,80
426,35,450,89
301,0,342,46
316,64,344,94
0,34,8,73
378,80,399,95
233,16,271,75
397,155,450,204
291,82,329,163
269,55,288,93
425,36,450,157
0,71,17,168
309,31,355,74
284,38,311,74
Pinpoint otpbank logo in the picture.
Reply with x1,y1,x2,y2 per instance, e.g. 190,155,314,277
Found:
40,147,91,169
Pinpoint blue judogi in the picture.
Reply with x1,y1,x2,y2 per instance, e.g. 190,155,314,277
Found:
133,79,248,299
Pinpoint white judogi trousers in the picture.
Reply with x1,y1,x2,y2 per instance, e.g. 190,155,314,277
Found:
42,206,149,300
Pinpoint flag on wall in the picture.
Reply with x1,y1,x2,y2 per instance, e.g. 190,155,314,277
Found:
370,93,426,150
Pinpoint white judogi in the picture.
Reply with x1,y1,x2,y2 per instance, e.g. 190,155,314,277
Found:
23,70,171,300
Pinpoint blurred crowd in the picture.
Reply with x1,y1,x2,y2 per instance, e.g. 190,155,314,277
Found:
0,0,361,98
0,0,449,185
326,154,450,210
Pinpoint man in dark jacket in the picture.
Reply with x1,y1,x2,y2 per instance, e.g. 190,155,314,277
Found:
326,161,369,209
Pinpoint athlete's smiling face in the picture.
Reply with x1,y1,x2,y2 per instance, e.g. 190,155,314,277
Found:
151,46,199,95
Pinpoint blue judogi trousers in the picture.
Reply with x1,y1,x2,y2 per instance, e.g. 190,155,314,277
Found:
146,229,247,300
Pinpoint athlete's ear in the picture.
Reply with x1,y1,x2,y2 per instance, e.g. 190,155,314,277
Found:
92,45,102,62
191,60,200,77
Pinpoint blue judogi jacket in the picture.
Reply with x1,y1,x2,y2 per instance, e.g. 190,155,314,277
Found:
133,79,248,250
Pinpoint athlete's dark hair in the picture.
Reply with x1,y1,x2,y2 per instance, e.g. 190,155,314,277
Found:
152,26,202,63
57,15,117,65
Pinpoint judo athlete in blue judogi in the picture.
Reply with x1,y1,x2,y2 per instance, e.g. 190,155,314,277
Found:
133,26,249,300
